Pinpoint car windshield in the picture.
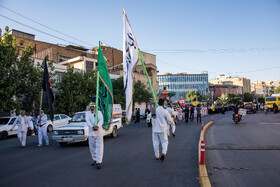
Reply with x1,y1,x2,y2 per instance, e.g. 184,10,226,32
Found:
71,113,86,122
266,97,276,101
245,104,252,107
0,118,10,125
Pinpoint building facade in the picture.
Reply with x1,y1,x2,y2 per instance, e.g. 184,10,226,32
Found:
157,73,209,100
209,75,251,95
209,84,243,101
251,81,280,96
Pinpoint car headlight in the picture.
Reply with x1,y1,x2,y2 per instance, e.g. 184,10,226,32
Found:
53,131,58,135
77,130,84,135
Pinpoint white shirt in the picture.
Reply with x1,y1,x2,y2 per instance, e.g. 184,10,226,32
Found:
166,107,174,117
86,110,104,136
153,106,173,133
12,115,29,132
37,114,47,126
27,116,33,128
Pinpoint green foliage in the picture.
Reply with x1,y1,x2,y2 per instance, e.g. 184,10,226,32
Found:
275,86,280,94
112,77,125,109
133,80,150,104
186,91,202,102
0,26,51,114
243,92,253,102
228,93,242,105
217,93,229,105
112,77,151,109
54,67,97,115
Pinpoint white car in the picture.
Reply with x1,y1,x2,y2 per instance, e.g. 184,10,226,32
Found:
0,116,18,140
52,105,123,146
47,114,72,132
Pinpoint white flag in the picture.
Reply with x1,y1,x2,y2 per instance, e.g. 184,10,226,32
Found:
123,8,139,124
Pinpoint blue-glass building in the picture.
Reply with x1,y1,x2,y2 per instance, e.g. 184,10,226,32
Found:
157,73,209,100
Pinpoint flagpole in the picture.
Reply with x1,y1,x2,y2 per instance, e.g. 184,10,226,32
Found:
137,49,158,108
95,71,100,126
40,89,43,110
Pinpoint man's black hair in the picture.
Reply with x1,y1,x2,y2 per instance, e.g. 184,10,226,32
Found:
158,98,165,106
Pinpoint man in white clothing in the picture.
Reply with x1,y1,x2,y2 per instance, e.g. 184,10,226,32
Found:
165,103,176,137
152,99,173,161
10,110,29,147
86,102,104,169
28,112,35,136
37,110,49,147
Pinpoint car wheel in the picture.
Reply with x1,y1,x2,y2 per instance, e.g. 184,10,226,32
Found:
0,131,8,140
59,142,67,146
111,126,118,138
47,125,53,132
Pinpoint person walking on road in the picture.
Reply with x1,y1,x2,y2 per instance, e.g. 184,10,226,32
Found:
190,106,194,121
135,108,140,123
86,102,104,169
152,99,173,161
10,110,29,147
184,105,189,123
196,105,202,123
37,110,49,147
165,103,176,137
28,112,35,136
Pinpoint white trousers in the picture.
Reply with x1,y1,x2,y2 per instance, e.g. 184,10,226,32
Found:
152,132,168,158
167,122,176,136
38,126,49,145
88,135,104,164
17,131,27,146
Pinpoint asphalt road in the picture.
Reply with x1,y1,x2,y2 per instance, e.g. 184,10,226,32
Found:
205,111,280,187
0,114,220,187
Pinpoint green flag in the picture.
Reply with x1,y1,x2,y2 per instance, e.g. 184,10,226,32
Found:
97,41,113,130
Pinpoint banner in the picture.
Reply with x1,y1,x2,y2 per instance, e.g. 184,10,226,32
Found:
123,8,139,124
97,42,114,130
42,57,54,121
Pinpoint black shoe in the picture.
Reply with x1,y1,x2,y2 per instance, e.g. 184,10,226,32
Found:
172,133,175,137
91,161,96,166
156,157,160,160
97,163,103,169
160,154,165,161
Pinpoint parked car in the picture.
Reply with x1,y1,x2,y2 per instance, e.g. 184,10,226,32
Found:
33,114,71,133
52,104,123,146
244,103,257,114
0,116,18,140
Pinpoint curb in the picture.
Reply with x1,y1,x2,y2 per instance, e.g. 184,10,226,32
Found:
198,121,213,187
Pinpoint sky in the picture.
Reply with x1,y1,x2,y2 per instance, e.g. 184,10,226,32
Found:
0,0,280,82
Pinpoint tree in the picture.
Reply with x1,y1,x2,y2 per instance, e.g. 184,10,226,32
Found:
228,93,242,105
186,91,202,102
133,80,150,104
275,86,280,94
0,26,48,114
217,93,229,105
54,67,97,115
243,92,253,102
112,77,125,109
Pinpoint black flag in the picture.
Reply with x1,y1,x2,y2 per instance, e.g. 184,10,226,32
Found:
42,57,54,121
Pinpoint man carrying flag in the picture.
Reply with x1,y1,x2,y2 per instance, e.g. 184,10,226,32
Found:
123,8,139,124
38,57,54,147
86,42,113,169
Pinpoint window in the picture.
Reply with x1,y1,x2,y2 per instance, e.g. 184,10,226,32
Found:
61,115,68,119
0,118,10,125
56,72,64,83
58,55,68,62
54,116,60,121
86,61,94,72
9,118,16,125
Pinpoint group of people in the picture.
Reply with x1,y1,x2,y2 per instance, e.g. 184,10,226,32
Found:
11,110,50,147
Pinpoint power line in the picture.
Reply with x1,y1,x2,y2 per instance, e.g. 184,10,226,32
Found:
0,5,94,48
144,47,280,54
0,14,83,47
